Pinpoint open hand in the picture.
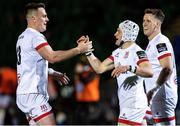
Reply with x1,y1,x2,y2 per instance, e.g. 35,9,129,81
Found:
52,71,70,85
111,65,129,78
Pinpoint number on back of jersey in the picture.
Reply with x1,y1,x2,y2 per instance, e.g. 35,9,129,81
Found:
17,46,21,65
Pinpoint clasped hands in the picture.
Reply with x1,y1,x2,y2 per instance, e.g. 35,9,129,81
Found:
76,35,94,55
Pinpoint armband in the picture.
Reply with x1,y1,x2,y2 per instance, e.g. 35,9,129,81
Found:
86,53,97,60
85,51,93,56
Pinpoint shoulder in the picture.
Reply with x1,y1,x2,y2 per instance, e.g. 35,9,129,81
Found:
132,43,144,52
155,34,170,44
154,34,172,52
25,28,45,39
133,44,147,58
31,32,47,42
32,31,45,38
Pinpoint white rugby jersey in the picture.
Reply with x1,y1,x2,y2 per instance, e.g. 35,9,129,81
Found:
144,33,177,99
16,28,49,95
108,43,148,108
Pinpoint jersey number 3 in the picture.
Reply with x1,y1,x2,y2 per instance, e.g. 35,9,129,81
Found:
17,46,21,65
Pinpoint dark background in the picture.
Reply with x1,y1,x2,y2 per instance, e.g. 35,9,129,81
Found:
0,0,180,125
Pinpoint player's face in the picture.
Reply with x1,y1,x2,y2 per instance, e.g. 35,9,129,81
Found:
35,8,49,32
143,14,158,37
114,28,123,46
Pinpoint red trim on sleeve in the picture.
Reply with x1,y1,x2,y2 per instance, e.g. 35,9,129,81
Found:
34,111,52,122
108,55,114,61
137,58,149,65
146,110,152,115
158,53,171,60
153,116,175,123
118,118,142,125
35,42,49,50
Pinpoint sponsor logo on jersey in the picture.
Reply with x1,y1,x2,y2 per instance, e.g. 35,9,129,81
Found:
156,43,167,53
136,51,147,59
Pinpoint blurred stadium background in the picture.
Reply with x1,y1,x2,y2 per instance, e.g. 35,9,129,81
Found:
0,0,180,125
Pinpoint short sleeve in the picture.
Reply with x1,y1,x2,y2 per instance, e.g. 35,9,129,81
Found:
136,50,149,65
32,34,49,50
108,55,114,61
155,43,171,60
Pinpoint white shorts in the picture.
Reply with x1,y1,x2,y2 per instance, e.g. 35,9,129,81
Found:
16,93,52,122
118,107,147,125
151,95,177,123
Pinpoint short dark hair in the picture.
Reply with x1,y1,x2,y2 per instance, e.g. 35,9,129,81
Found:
144,9,165,23
24,2,45,17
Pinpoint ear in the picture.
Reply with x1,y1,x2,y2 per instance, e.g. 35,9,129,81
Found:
153,20,160,31
156,21,161,30
32,16,36,22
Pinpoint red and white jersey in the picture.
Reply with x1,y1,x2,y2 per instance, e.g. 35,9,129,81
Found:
16,28,49,95
145,33,177,98
109,43,148,109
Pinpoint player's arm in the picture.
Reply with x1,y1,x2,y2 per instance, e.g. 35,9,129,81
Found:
147,43,173,101
111,61,153,78
156,55,172,86
146,56,172,104
48,68,70,85
78,35,114,74
135,60,153,77
86,54,114,74
135,50,153,77
111,50,153,78
37,40,92,64
155,42,173,86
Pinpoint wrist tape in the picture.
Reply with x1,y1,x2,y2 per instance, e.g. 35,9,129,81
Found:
85,51,93,56
129,65,137,73
48,68,54,75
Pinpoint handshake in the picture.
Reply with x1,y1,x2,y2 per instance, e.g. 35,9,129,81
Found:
76,35,94,56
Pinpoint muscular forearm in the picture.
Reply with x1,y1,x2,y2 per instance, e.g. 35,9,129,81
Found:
156,67,172,86
86,54,103,74
50,47,80,63
135,66,153,78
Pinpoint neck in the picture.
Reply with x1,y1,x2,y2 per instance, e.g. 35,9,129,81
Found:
27,23,38,32
120,41,134,49
148,29,161,41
